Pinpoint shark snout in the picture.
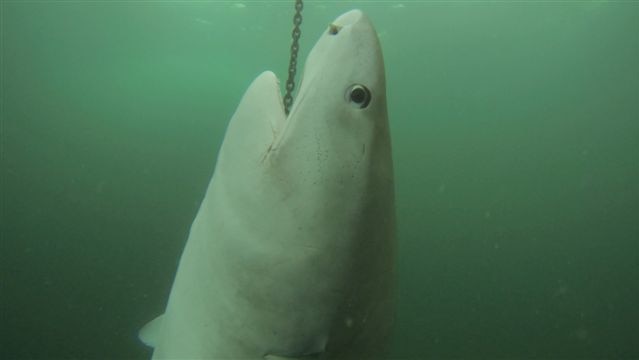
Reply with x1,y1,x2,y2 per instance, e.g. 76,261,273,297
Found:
328,9,369,36
332,9,364,27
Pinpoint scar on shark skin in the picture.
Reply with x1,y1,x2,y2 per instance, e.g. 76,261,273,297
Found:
261,143,275,164
260,114,281,164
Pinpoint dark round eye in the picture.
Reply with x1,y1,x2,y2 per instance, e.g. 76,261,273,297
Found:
345,84,371,109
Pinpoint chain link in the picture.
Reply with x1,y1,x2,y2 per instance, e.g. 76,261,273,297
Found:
283,0,303,115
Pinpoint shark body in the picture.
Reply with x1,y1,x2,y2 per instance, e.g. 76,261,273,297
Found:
140,9,395,359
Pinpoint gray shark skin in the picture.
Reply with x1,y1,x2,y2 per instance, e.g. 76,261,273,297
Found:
140,9,395,360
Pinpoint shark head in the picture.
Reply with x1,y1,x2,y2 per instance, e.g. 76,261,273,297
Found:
279,8,388,151
215,9,392,229
142,9,395,360
268,9,391,201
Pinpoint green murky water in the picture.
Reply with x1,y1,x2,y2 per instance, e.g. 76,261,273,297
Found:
2,1,638,358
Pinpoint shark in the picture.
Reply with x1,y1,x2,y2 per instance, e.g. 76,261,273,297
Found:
139,9,395,360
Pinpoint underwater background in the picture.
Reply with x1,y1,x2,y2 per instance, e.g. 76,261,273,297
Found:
1,1,638,359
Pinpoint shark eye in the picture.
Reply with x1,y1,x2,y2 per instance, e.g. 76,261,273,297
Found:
345,84,371,109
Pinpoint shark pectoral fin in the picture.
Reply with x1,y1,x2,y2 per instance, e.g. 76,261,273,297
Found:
264,353,322,360
138,314,164,348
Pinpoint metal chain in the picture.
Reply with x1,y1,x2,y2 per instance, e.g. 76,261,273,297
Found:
283,0,303,115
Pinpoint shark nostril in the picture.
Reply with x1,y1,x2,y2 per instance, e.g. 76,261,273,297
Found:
328,24,341,35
